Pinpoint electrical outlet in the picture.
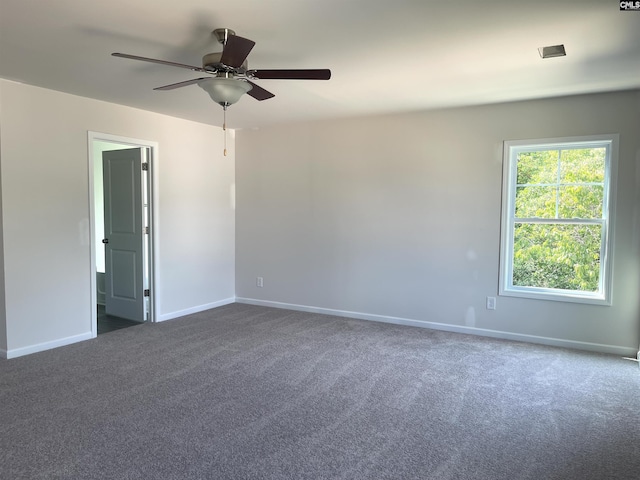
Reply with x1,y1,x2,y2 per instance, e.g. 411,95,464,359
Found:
256,277,264,288
486,296,496,310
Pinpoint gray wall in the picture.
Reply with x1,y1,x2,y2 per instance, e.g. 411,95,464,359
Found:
236,90,640,354
0,79,236,357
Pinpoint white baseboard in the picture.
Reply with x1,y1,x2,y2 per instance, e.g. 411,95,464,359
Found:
1,297,237,359
157,297,236,322
3,332,94,359
235,297,637,357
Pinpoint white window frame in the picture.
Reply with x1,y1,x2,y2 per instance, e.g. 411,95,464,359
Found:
499,134,618,305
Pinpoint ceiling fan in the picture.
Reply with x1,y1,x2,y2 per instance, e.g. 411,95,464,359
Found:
112,28,331,109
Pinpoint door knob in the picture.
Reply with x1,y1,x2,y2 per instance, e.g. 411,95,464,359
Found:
102,239,109,244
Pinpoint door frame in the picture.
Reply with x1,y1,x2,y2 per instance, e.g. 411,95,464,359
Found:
87,131,159,337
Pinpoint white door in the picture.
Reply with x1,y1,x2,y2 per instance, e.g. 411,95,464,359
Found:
103,148,145,321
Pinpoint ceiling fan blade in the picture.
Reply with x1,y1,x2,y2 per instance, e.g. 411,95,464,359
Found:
248,69,331,80
219,35,255,68
246,81,275,101
153,78,209,91
112,53,207,73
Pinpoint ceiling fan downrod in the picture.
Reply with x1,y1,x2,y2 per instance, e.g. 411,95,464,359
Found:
213,28,235,46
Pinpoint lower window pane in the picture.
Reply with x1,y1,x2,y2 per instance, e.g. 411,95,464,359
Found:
513,223,602,291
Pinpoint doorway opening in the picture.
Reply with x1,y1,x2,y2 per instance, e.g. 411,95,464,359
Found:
88,132,158,337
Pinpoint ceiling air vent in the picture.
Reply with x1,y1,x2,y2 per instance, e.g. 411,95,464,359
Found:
538,44,566,59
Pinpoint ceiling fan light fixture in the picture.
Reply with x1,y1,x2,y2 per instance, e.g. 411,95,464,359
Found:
198,78,252,107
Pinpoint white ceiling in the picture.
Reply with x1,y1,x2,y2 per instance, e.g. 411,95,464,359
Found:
1,0,639,129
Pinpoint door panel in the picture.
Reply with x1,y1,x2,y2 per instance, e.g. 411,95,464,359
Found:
103,148,144,321
111,250,137,298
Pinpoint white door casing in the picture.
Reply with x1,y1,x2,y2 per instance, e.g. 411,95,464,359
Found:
103,148,145,321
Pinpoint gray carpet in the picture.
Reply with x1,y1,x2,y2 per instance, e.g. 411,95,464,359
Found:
1,303,639,479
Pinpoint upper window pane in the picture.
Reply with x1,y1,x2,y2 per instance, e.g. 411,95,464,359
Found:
558,185,603,219
515,186,556,218
516,150,558,185
559,148,605,183
514,146,606,220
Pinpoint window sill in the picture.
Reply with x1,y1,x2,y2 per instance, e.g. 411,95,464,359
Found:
499,286,611,306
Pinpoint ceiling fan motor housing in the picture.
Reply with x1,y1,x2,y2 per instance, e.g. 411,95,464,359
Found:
202,52,247,73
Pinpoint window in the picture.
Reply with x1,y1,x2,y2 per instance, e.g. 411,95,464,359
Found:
499,135,617,305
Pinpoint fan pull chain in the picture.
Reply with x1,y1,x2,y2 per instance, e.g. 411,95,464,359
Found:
223,105,227,156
